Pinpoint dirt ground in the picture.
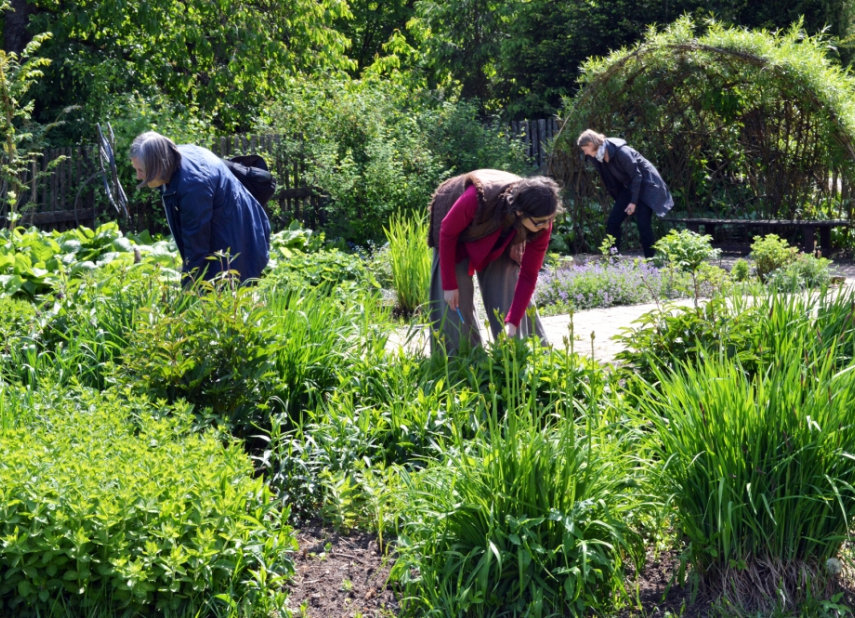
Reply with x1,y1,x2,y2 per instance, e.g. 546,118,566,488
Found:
286,525,400,618
287,526,711,617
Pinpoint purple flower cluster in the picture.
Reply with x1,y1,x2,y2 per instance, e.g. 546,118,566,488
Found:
536,259,667,310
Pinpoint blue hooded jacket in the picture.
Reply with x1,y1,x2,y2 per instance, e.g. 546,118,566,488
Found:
160,145,271,282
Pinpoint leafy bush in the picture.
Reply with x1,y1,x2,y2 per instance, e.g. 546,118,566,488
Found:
0,223,179,299
636,346,855,610
384,212,431,315
731,257,750,281
0,385,296,616
766,251,832,291
654,229,721,305
617,288,855,386
260,78,529,243
265,248,377,291
750,233,798,281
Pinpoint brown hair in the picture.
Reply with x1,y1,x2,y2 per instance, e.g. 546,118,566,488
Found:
501,176,564,243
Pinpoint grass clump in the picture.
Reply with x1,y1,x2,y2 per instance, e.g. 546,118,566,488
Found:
0,385,296,617
384,212,431,316
390,339,642,617
635,344,855,611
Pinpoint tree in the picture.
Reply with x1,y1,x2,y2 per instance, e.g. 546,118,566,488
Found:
336,0,416,73
24,0,354,133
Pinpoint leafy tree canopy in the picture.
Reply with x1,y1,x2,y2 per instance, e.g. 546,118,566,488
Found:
25,0,354,133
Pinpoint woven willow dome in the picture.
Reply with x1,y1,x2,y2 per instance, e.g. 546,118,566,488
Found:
550,18,855,251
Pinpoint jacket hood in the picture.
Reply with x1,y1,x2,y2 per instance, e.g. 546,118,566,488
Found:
607,137,627,149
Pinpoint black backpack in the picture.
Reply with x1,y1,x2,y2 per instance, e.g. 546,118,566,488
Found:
223,154,277,205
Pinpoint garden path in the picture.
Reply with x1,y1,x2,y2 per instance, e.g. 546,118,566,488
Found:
388,257,855,365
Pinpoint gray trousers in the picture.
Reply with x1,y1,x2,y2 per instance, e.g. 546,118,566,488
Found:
428,248,548,355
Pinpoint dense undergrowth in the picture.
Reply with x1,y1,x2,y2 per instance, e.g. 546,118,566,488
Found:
1,221,855,616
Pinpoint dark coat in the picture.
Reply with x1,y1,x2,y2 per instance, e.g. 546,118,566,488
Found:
161,145,271,282
586,138,674,217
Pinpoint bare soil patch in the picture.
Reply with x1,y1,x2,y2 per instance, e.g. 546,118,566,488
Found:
287,524,399,618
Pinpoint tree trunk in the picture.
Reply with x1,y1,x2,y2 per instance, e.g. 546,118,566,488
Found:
3,0,36,55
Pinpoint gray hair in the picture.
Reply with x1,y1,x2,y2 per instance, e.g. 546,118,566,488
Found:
576,129,606,149
129,131,181,187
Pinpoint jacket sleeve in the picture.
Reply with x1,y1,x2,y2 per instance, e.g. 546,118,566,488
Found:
439,185,479,291
616,147,643,205
177,175,215,279
505,223,551,328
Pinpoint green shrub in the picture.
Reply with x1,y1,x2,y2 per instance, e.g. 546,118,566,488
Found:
259,78,529,244
654,230,721,305
731,257,751,281
264,248,377,291
120,284,275,437
635,346,855,610
616,288,855,384
767,252,832,291
0,385,296,616
384,212,431,315
750,234,798,281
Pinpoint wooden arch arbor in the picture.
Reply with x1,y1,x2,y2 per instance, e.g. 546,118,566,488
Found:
549,34,855,251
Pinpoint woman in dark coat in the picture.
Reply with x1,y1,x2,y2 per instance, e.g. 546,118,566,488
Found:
577,129,673,258
130,131,270,283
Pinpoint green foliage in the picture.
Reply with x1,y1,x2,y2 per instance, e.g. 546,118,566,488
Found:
617,288,855,385
654,230,721,273
266,248,377,290
655,230,721,306
260,78,528,243
384,212,431,315
28,0,353,134
731,257,751,281
0,223,179,299
0,19,52,229
636,344,855,608
767,252,832,291
391,340,641,616
750,234,800,281
0,385,296,616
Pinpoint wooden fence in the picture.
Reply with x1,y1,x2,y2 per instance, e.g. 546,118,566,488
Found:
0,117,561,232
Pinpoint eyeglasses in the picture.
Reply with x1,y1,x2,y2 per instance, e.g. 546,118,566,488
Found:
528,216,554,229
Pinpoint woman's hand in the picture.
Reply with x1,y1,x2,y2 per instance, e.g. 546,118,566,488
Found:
625,203,637,216
444,289,459,310
505,323,518,337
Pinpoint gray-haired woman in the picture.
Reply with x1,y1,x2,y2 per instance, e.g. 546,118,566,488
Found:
577,129,673,258
130,131,270,283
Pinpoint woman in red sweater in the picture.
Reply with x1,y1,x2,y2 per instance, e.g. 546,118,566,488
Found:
427,170,562,354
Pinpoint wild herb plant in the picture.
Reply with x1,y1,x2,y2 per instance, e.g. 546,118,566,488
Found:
635,342,855,611
0,385,296,616
750,233,799,281
653,229,721,307
383,212,431,315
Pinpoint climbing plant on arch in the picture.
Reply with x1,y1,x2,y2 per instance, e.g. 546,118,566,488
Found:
550,17,855,252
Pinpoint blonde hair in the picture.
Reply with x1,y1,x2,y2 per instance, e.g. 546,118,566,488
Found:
129,131,181,187
576,129,606,149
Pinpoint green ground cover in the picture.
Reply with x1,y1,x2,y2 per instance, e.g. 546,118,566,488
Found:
1,221,854,617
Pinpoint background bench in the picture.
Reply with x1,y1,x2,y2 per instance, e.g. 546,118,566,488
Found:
661,217,851,256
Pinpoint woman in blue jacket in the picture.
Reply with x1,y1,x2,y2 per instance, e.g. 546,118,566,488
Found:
577,129,673,258
130,131,271,283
